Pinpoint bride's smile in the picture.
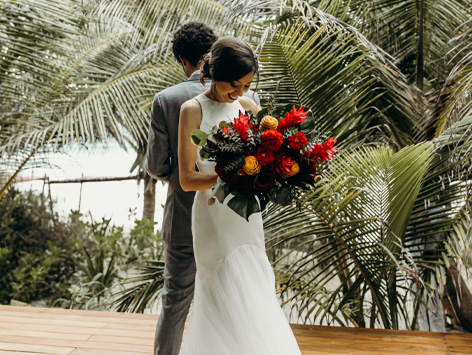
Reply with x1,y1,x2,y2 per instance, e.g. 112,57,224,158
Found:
212,71,254,103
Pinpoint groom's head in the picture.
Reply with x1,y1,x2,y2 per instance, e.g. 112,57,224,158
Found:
172,22,217,76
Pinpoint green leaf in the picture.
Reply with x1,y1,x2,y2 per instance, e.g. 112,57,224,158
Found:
190,129,209,146
199,148,211,160
269,187,292,206
227,194,261,221
219,121,231,129
300,110,316,136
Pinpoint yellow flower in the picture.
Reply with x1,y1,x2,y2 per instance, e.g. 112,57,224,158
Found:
282,161,299,178
260,115,278,130
243,156,261,175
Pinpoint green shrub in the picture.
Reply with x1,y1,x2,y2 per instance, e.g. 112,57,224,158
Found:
0,189,81,304
0,188,164,308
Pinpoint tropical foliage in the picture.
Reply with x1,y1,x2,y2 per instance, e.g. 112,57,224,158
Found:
1,0,471,330
0,188,164,308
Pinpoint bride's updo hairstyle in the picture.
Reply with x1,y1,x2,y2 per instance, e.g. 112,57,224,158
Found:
200,37,259,85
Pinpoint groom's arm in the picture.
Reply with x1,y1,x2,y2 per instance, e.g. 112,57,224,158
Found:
146,93,171,181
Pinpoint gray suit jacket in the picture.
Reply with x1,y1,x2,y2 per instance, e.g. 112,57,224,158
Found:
146,70,260,246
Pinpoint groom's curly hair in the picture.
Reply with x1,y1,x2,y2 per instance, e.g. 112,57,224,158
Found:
172,22,217,68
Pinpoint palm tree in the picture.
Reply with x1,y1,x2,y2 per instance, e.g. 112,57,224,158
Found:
258,0,472,330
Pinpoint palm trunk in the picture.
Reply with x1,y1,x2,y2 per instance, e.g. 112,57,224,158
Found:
444,259,472,332
416,0,425,91
143,176,156,220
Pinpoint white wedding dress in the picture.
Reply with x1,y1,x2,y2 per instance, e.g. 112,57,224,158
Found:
178,94,302,355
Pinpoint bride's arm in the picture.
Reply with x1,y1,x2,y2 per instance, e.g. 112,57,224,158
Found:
239,96,260,114
178,99,218,192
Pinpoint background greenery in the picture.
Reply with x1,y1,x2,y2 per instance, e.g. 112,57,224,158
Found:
1,0,471,331
0,187,164,310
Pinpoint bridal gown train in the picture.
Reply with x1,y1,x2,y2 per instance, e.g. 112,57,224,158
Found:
178,94,302,355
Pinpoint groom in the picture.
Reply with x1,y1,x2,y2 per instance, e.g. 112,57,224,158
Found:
146,23,260,355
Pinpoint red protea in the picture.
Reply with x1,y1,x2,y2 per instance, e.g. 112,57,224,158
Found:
233,111,250,141
322,138,338,160
277,106,306,132
303,138,338,164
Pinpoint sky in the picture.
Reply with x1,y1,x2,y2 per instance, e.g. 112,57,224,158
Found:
15,141,168,232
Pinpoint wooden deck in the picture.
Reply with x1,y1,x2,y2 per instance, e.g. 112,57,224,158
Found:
0,305,471,355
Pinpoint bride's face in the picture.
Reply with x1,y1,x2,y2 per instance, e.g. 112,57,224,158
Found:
213,71,254,103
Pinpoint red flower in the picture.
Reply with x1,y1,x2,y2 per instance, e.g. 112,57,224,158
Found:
288,132,308,150
277,106,306,132
255,147,275,165
233,111,250,141
303,138,338,164
222,126,232,137
261,129,283,151
275,156,295,176
322,138,338,160
254,172,276,192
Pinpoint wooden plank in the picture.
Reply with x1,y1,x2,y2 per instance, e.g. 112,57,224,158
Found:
0,322,153,339
0,311,156,326
0,342,73,355
291,324,445,338
102,323,156,332
0,336,151,354
293,329,447,346
0,352,49,355
0,306,156,321
69,350,152,355
298,342,447,355
295,335,447,351
0,316,106,329
86,335,152,346
0,329,89,341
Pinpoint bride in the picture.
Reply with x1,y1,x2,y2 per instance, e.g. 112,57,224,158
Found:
178,37,302,355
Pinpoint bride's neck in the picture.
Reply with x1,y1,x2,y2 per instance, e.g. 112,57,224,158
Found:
204,87,225,103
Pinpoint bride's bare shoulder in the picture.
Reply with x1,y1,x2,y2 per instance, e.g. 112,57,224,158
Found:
239,96,259,114
180,98,202,124
181,97,201,112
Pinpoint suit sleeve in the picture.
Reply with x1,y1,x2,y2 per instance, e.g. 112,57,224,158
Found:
145,93,171,181
253,91,261,107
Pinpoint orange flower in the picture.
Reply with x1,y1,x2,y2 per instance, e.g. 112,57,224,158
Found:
243,156,261,175
260,115,278,130
282,161,299,178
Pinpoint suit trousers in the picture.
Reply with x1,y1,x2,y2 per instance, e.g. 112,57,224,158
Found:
154,242,196,355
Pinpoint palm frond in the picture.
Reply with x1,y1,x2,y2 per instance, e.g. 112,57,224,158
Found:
364,0,472,88
94,0,263,57
434,26,472,137
113,260,165,313
257,16,420,148
264,143,435,329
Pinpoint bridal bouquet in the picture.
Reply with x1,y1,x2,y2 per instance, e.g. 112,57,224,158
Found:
191,105,337,220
